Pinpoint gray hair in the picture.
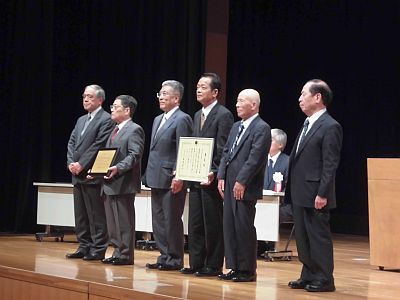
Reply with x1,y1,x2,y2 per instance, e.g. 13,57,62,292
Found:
86,84,105,101
162,80,184,100
271,128,287,150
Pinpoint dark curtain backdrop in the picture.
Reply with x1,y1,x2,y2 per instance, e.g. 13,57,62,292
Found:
0,0,206,233
227,0,400,234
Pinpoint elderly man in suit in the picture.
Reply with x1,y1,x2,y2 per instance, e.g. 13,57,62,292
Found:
180,73,233,277
286,79,342,293
259,128,291,254
66,84,114,260
99,95,145,265
217,89,271,282
143,80,193,271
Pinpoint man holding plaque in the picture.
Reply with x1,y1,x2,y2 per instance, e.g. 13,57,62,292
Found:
180,73,233,277
101,95,145,265
66,84,114,260
143,80,193,271
217,89,271,282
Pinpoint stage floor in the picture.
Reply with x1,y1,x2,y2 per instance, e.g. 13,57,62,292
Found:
0,233,399,299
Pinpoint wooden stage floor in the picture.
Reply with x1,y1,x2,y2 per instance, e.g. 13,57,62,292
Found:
0,233,399,300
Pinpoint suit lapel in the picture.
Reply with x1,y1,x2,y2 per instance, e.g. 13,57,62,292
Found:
230,116,260,160
295,112,328,157
76,109,103,148
151,109,180,148
201,103,219,133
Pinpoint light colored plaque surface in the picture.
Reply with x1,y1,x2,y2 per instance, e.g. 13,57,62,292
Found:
90,148,118,174
175,137,214,182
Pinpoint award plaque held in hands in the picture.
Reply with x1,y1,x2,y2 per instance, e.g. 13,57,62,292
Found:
88,148,118,176
175,137,214,182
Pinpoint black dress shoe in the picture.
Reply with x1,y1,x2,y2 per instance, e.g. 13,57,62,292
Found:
146,262,161,269
180,267,200,274
112,258,133,265
195,267,223,277
83,253,104,261
158,264,181,271
288,279,311,289
102,256,117,264
218,270,239,280
232,272,257,282
305,281,335,292
66,250,86,259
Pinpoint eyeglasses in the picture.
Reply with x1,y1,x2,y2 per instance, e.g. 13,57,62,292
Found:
110,105,124,110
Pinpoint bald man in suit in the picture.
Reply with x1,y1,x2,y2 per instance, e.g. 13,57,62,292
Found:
66,84,114,261
286,79,342,293
143,80,193,271
217,89,271,282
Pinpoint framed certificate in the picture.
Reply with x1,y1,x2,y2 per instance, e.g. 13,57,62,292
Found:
175,137,214,182
88,148,118,176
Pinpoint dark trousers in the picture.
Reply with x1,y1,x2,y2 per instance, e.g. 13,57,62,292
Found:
223,179,257,272
73,183,108,256
292,204,334,283
151,188,186,268
105,194,135,262
188,185,224,270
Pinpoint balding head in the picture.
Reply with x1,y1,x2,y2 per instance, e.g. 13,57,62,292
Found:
235,88,260,120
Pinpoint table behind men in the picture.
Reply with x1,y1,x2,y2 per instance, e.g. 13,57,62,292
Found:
34,182,282,242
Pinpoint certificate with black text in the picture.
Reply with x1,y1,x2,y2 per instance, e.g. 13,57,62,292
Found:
175,137,214,182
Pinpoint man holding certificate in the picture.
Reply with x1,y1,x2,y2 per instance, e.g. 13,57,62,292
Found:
180,73,233,277
217,89,271,282
100,95,145,265
143,80,193,271
66,84,114,260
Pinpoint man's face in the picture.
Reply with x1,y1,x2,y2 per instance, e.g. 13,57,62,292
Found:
158,85,179,113
298,82,318,116
196,77,217,106
236,91,255,120
82,86,103,113
269,136,282,156
110,99,129,124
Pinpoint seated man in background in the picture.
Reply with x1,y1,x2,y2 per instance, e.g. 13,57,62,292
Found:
258,128,292,255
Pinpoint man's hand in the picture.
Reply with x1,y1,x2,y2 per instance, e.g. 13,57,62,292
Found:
217,179,225,199
315,195,328,209
200,172,215,186
171,178,183,194
233,181,246,200
69,162,83,175
104,166,118,180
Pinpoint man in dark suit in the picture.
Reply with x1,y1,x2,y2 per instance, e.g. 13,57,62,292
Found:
180,73,233,277
217,89,271,282
66,84,114,260
143,80,193,271
286,79,342,293
259,128,291,254
100,95,145,265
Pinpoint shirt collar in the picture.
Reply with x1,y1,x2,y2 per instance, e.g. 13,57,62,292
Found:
202,100,218,118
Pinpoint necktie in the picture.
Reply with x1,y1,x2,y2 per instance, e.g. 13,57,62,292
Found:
230,122,245,155
200,112,205,130
296,119,309,152
111,126,119,143
267,158,274,188
81,114,92,135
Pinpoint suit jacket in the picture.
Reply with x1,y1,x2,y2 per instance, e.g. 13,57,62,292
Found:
67,108,114,185
285,112,342,209
143,108,193,189
264,152,289,190
192,103,234,178
103,121,145,196
218,116,271,200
